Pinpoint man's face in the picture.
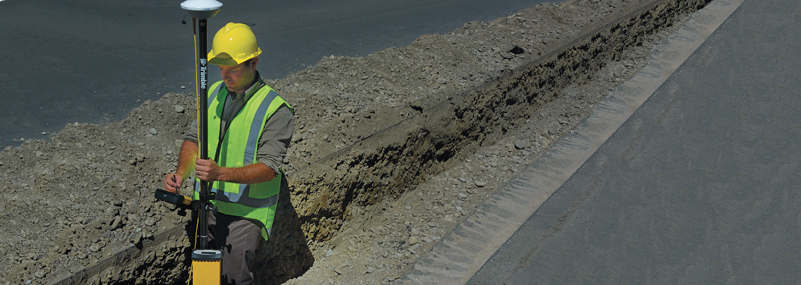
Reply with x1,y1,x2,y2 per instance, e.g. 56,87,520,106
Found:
218,58,258,94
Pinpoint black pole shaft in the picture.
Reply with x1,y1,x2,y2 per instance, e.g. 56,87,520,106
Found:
198,18,210,251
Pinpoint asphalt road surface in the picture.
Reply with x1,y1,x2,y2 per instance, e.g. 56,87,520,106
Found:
0,0,545,148
468,0,801,283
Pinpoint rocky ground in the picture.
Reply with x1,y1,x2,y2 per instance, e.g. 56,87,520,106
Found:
0,0,709,284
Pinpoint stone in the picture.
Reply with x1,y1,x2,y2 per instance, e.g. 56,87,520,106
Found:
130,233,143,245
514,140,531,150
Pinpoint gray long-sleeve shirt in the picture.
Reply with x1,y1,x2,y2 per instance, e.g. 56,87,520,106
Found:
183,75,294,173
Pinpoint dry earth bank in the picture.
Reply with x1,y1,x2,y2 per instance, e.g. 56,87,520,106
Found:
0,0,709,284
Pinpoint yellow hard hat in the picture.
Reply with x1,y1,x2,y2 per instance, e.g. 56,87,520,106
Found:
207,23,262,66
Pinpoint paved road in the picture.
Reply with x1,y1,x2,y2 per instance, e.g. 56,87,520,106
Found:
0,0,545,148
469,0,801,283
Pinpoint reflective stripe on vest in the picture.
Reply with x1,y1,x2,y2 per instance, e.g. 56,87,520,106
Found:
195,80,291,240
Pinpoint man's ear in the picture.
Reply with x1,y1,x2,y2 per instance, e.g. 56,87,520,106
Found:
250,57,259,70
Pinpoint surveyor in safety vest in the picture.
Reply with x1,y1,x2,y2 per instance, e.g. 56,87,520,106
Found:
163,22,294,285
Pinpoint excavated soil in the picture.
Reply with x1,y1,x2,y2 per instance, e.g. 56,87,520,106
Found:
0,0,711,284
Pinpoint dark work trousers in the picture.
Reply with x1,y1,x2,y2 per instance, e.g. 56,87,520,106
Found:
207,211,262,285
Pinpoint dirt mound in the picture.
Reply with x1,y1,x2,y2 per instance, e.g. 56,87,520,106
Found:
0,0,710,284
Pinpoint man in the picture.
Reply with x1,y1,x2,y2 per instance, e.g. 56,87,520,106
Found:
163,22,294,284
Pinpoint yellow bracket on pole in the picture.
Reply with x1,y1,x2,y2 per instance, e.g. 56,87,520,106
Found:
193,250,222,285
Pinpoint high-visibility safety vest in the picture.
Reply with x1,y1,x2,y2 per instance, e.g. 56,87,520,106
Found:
194,80,292,240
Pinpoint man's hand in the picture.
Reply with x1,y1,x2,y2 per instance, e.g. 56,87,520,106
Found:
195,158,224,182
163,173,183,193
163,140,199,193
194,158,275,184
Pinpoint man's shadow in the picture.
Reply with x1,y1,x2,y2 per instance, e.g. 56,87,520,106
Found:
253,175,314,284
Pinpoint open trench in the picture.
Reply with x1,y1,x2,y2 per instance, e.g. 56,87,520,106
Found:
54,0,712,283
